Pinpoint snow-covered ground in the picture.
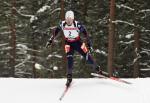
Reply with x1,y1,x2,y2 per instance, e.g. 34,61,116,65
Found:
0,78,150,103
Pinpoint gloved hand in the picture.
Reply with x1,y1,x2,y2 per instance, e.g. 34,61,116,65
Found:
45,39,52,48
89,46,94,53
87,43,94,53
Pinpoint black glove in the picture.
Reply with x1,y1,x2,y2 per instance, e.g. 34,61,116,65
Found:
46,39,52,48
89,46,94,53
87,43,94,53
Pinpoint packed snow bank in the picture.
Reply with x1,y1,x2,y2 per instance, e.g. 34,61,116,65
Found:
0,78,150,103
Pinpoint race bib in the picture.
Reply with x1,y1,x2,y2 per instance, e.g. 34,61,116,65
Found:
63,27,79,39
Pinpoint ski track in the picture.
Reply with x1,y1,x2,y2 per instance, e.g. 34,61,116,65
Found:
0,78,149,103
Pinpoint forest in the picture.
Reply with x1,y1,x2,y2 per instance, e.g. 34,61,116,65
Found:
0,0,150,78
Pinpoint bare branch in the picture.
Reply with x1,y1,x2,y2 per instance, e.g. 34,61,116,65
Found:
15,55,31,68
116,4,134,11
112,20,135,27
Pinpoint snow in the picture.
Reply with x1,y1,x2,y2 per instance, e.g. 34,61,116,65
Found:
30,16,38,23
125,33,134,39
140,39,149,44
0,47,12,51
47,54,63,59
112,20,135,26
15,55,31,68
13,6,38,23
34,63,53,72
14,7,34,18
140,68,150,71
95,49,107,56
120,40,134,45
116,4,134,11
0,78,150,103
53,66,58,71
53,0,58,4
34,63,44,70
37,6,50,13
51,8,61,14
140,51,150,56
17,44,28,50
1,31,11,35
0,43,9,47
139,9,150,13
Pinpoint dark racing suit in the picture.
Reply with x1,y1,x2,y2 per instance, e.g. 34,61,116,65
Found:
49,20,98,75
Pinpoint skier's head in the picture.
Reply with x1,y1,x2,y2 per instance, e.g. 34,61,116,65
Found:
65,10,74,25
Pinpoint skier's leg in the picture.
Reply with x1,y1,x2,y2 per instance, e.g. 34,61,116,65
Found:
66,54,74,75
66,54,73,87
75,42,98,69
76,43,101,73
65,44,74,86
66,74,72,87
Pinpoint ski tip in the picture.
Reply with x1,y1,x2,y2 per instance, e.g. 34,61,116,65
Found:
91,73,132,85
91,73,98,76
91,73,106,78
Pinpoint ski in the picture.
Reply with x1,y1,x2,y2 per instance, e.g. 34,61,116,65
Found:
59,83,73,101
91,73,132,85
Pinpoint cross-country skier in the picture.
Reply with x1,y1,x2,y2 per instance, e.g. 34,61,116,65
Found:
46,10,103,87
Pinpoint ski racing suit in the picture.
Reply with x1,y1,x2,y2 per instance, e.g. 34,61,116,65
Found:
48,20,98,75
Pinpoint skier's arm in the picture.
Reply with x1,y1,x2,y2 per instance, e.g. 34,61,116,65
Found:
48,25,61,42
46,24,61,48
77,22,92,47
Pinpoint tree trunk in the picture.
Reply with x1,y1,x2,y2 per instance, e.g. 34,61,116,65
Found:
60,0,66,76
133,6,140,78
60,0,65,20
31,32,37,78
82,0,88,24
133,28,140,77
108,0,116,76
9,0,16,77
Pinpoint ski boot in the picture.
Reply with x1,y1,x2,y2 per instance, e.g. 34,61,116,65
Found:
66,74,72,87
95,66,108,76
